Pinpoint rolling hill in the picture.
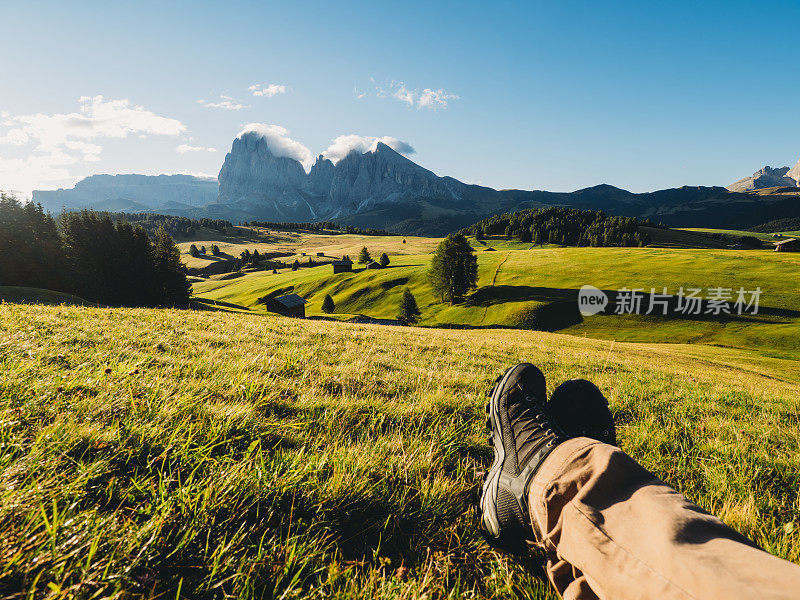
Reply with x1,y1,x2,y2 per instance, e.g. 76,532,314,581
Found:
187,229,800,363
2,300,798,598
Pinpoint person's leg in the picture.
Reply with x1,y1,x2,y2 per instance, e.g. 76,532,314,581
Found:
477,364,800,600
527,437,800,600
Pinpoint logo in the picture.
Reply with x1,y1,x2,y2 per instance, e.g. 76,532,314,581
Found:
578,285,608,316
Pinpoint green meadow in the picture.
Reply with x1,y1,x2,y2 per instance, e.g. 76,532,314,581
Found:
191,231,800,361
1,303,799,598
2,226,798,598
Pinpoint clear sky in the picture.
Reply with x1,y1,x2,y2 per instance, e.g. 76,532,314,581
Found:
2,0,799,197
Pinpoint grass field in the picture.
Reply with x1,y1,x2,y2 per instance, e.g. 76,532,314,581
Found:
176,227,439,271
191,234,800,360
678,227,800,243
1,303,799,599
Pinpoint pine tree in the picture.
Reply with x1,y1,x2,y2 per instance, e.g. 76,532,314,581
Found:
292,260,300,271
152,227,191,307
358,246,372,264
252,249,260,264
200,245,206,255
398,288,421,324
189,244,199,258
211,244,220,256
321,294,335,314
427,233,478,304
379,252,390,267
272,268,278,274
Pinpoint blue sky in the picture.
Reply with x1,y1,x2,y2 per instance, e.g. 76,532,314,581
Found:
2,0,799,197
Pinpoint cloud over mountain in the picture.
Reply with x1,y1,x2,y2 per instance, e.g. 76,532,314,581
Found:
236,125,415,170
322,135,415,163
237,124,313,170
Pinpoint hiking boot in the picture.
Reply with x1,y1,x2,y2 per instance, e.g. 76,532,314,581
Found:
548,379,616,445
478,363,567,553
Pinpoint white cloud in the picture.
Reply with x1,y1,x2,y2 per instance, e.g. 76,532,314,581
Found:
391,83,416,106
0,128,29,145
238,123,313,170
176,144,218,154
0,152,77,198
62,141,103,162
197,95,248,111
365,80,459,110
0,95,186,194
2,95,185,152
248,83,287,98
322,134,415,164
417,88,459,109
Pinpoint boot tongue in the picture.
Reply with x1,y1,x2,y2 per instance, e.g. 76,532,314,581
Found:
507,392,554,467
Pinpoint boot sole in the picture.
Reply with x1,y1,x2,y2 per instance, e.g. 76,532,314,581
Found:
479,364,520,538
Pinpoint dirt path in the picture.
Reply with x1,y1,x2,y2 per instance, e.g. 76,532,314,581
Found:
481,252,510,324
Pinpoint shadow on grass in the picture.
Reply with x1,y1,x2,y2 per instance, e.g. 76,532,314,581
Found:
464,285,800,327
191,298,250,312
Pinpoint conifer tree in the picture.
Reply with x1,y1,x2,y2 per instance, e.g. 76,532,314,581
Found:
358,246,372,264
152,228,191,307
427,233,477,304
398,288,421,324
322,294,335,314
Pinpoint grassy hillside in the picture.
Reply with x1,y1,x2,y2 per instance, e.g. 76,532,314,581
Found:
1,304,799,599
677,227,797,243
177,226,438,270
192,239,800,360
0,286,88,306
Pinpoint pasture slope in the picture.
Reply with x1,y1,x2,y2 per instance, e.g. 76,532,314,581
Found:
190,230,800,362
1,303,799,599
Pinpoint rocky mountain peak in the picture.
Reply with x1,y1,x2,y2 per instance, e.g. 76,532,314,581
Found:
788,157,800,185
727,162,799,192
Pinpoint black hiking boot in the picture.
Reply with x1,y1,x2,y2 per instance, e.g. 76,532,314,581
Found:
547,379,616,445
477,363,568,553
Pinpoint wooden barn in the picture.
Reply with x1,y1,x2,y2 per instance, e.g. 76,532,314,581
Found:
365,261,382,269
332,259,352,274
316,252,325,257
265,294,307,318
774,238,799,252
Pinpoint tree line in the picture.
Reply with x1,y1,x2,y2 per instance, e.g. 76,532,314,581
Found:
110,213,232,239
1,194,190,307
462,207,650,247
245,220,393,236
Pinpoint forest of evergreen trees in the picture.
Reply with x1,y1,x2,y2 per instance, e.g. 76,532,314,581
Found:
110,213,232,238
462,207,651,247
245,220,392,236
1,194,190,307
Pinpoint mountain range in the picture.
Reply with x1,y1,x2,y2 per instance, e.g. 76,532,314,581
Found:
726,162,800,192
31,131,800,236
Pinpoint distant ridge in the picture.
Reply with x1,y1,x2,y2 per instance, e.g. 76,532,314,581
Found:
32,174,218,215
29,135,800,235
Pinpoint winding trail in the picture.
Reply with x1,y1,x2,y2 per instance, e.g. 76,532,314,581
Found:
480,252,510,325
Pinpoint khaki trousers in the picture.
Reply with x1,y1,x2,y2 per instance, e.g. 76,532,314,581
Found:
526,438,800,600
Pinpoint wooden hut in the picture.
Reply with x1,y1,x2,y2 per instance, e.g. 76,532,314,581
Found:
265,294,307,318
332,258,353,274
774,238,799,252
